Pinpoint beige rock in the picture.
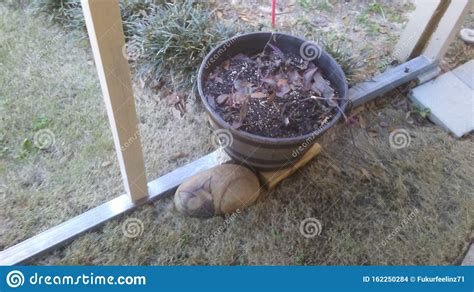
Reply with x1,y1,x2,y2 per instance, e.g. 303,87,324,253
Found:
174,164,261,218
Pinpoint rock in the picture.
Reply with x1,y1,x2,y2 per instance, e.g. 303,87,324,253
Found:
379,121,389,128
460,28,474,44
101,161,112,168
174,164,261,218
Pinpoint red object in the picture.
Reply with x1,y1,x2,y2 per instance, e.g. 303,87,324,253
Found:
272,0,276,28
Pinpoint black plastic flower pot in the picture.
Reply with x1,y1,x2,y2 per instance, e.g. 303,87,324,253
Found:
197,32,348,170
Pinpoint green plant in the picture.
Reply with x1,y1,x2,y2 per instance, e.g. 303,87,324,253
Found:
412,105,431,119
315,0,333,12
388,12,404,23
179,233,190,248
129,1,242,90
316,33,364,83
297,0,333,11
32,117,51,131
356,14,369,25
121,0,170,38
368,1,385,17
356,10,382,36
296,0,313,9
19,138,34,158
27,0,168,32
29,0,84,30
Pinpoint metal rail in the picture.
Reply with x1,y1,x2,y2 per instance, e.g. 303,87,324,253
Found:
349,56,438,108
0,150,229,265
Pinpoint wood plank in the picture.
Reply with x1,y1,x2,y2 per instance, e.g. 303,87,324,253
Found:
394,0,444,62
82,0,148,201
349,55,437,108
258,143,322,190
0,150,230,265
423,0,471,61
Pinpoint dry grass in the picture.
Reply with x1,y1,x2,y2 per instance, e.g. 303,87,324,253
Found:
33,96,474,265
0,1,473,265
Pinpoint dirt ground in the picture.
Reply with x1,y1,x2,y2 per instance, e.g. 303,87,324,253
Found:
0,1,472,265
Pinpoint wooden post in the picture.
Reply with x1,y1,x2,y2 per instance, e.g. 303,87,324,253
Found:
82,0,148,201
423,0,471,61
393,0,446,62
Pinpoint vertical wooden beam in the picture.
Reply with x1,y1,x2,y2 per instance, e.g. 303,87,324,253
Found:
82,0,148,201
394,0,446,62
423,0,471,61
407,0,452,60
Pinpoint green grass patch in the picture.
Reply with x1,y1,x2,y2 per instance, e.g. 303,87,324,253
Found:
32,117,51,131
297,0,333,12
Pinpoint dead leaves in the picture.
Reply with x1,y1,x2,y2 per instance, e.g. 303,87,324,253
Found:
288,70,302,87
261,75,291,98
205,46,340,136
166,92,186,118
250,91,266,98
239,101,249,123
216,94,230,105
222,59,231,70
276,78,290,98
303,67,318,90
313,71,334,100
169,151,188,161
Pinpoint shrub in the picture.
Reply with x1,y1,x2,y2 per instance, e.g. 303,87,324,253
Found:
128,1,243,91
316,33,364,83
29,0,83,30
27,0,167,32
17,0,245,91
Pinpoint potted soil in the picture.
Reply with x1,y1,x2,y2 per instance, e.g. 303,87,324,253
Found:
198,32,348,170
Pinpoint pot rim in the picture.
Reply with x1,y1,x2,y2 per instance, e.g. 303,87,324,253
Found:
197,32,349,146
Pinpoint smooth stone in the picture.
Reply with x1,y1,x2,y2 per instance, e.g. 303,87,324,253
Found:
174,164,261,218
